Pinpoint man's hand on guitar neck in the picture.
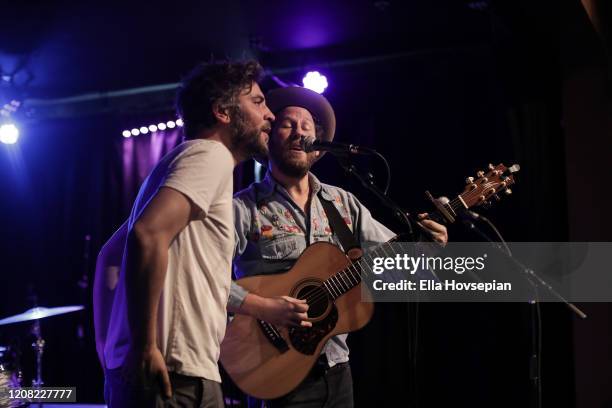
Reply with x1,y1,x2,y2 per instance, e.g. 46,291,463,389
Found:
417,213,448,245
237,293,312,328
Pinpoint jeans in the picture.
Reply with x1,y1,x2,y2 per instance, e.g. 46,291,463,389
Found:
105,367,224,408
264,360,354,408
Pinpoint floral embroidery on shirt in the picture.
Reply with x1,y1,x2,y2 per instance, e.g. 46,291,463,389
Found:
282,225,302,234
271,214,281,228
255,202,305,239
284,209,297,225
259,204,271,217
261,225,274,239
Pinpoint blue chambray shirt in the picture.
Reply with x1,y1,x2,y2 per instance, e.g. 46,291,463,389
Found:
229,171,395,367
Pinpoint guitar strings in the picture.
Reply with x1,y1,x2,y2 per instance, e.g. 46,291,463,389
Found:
301,237,411,307
297,237,398,303
299,239,400,307
297,179,510,307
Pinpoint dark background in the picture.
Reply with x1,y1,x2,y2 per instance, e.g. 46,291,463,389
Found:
0,0,610,406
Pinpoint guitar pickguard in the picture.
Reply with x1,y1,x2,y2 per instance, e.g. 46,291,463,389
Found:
288,305,338,355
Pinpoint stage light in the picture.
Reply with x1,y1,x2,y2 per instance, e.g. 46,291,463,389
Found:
302,71,328,94
0,123,19,144
121,118,182,136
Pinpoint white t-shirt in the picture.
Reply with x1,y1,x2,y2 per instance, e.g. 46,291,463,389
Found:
104,139,234,382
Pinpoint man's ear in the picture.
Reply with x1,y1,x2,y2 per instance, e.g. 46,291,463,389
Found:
212,103,231,125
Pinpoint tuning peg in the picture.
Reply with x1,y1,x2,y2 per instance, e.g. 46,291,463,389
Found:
466,176,474,184
508,164,520,173
488,163,495,170
476,170,485,177
504,188,512,195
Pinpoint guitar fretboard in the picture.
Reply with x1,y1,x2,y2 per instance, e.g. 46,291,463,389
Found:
319,235,406,300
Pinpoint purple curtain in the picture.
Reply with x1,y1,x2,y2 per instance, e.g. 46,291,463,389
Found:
118,127,251,215
119,127,182,214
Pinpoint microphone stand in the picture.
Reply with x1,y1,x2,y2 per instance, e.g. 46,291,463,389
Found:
335,155,419,240
335,153,426,408
461,215,587,408
461,216,586,318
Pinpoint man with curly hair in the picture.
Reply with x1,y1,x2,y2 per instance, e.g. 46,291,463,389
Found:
97,60,274,408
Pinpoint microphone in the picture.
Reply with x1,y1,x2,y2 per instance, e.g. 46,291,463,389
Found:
299,136,376,155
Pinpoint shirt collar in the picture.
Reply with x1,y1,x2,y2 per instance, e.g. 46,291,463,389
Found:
260,171,335,202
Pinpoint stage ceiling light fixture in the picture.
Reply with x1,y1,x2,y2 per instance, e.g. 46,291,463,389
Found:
120,119,182,136
0,123,19,145
0,100,22,145
302,71,328,94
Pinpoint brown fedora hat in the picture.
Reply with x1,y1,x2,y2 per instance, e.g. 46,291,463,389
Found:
266,86,336,143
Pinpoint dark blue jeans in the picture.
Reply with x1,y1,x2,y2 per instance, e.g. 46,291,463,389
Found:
262,361,353,408
105,367,223,408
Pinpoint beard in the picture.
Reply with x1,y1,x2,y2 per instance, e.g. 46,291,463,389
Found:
268,134,318,179
229,108,270,159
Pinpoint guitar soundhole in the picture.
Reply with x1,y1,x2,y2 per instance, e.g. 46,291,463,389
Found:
289,303,338,356
294,283,329,320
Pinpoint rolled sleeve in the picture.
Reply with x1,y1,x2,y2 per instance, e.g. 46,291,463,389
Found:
230,197,253,309
233,198,252,258
227,281,249,310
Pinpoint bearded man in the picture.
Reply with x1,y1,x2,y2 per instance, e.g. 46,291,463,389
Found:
97,60,275,408
228,86,448,407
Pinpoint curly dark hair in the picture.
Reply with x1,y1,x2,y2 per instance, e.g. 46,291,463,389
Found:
176,60,264,139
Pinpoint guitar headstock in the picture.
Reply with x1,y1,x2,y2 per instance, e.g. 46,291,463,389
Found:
426,163,519,223
459,163,519,209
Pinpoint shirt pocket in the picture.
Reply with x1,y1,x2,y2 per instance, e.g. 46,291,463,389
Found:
259,235,301,260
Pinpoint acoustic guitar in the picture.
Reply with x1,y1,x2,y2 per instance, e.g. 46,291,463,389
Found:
220,163,519,399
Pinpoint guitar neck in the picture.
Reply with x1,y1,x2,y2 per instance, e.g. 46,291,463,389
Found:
320,162,519,301
321,235,404,300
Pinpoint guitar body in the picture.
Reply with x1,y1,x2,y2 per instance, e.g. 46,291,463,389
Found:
220,241,374,400
220,162,519,400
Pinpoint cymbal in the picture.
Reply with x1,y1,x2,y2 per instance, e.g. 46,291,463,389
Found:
0,306,84,326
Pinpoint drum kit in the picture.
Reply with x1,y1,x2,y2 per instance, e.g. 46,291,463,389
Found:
0,305,84,407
